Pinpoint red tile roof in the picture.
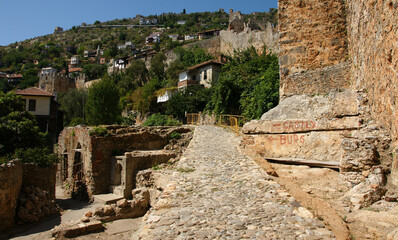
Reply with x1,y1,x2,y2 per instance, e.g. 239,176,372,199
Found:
187,59,223,71
7,74,23,78
16,87,53,97
60,67,83,74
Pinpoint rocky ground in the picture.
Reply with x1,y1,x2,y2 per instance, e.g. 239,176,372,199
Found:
138,125,335,239
272,163,398,239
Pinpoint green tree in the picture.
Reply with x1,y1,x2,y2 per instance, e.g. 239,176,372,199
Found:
166,85,212,120
85,78,121,125
150,53,166,81
206,47,279,119
20,68,39,89
83,64,107,80
0,92,44,155
104,44,118,58
58,88,88,126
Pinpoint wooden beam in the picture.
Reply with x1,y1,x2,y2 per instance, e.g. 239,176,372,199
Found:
264,157,340,169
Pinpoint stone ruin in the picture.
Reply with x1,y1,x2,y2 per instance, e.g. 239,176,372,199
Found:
57,125,192,200
242,0,398,210
51,125,192,238
0,161,57,232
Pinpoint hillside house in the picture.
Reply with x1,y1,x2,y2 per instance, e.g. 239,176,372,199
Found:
6,74,23,85
54,27,63,33
41,67,57,74
177,20,187,25
184,34,196,41
198,29,220,40
140,18,158,25
60,67,83,77
169,34,179,41
178,60,223,89
156,88,178,103
146,32,161,44
16,87,63,140
70,56,79,66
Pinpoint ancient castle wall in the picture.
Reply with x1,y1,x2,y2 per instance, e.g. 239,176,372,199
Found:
39,73,75,94
278,0,350,98
347,0,398,140
220,23,279,56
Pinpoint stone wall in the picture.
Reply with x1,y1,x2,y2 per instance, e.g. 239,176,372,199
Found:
183,37,221,57
0,161,57,231
278,0,349,98
220,23,279,56
58,126,191,197
22,164,57,199
0,161,22,231
346,0,398,186
39,73,75,94
347,0,398,140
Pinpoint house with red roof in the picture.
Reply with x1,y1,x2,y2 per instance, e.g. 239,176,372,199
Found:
178,60,223,90
16,87,63,141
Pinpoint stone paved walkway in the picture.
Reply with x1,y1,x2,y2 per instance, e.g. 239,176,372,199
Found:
138,125,335,239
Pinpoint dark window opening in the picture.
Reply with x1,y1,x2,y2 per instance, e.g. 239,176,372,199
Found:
204,70,207,80
28,99,36,111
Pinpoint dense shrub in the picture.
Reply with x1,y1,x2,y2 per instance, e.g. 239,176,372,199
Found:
143,113,181,126
89,127,110,137
13,147,59,167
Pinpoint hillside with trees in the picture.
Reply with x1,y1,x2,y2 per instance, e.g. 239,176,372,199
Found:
0,9,279,128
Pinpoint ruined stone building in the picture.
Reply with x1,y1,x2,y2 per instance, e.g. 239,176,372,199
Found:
57,126,190,199
242,0,398,208
38,67,88,94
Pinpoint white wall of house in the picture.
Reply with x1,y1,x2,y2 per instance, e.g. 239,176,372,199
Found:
179,71,189,81
21,96,51,116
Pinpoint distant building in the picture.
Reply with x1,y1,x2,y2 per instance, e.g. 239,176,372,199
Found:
156,88,178,103
169,34,179,41
41,67,57,75
99,58,106,64
54,27,63,33
140,18,158,25
177,20,187,25
178,60,223,89
184,34,196,41
6,74,23,85
146,32,162,44
16,87,63,140
198,29,221,40
70,56,79,66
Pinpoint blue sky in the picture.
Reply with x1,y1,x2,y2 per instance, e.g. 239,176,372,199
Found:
0,0,277,46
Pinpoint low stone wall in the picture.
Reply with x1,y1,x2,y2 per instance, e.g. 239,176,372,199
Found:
0,161,23,231
22,164,57,199
0,161,56,231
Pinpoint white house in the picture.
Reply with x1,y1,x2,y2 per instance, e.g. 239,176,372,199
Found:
178,60,223,89
169,34,179,41
16,87,62,137
177,20,187,25
70,56,79,65
156,88,178,103
41,67,57,75
184,34,196,41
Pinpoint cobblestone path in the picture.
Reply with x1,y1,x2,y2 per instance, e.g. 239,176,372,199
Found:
138,125,335,239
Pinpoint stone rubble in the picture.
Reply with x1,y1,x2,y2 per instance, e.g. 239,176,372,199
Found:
17,186,59,224
138,125,335,239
